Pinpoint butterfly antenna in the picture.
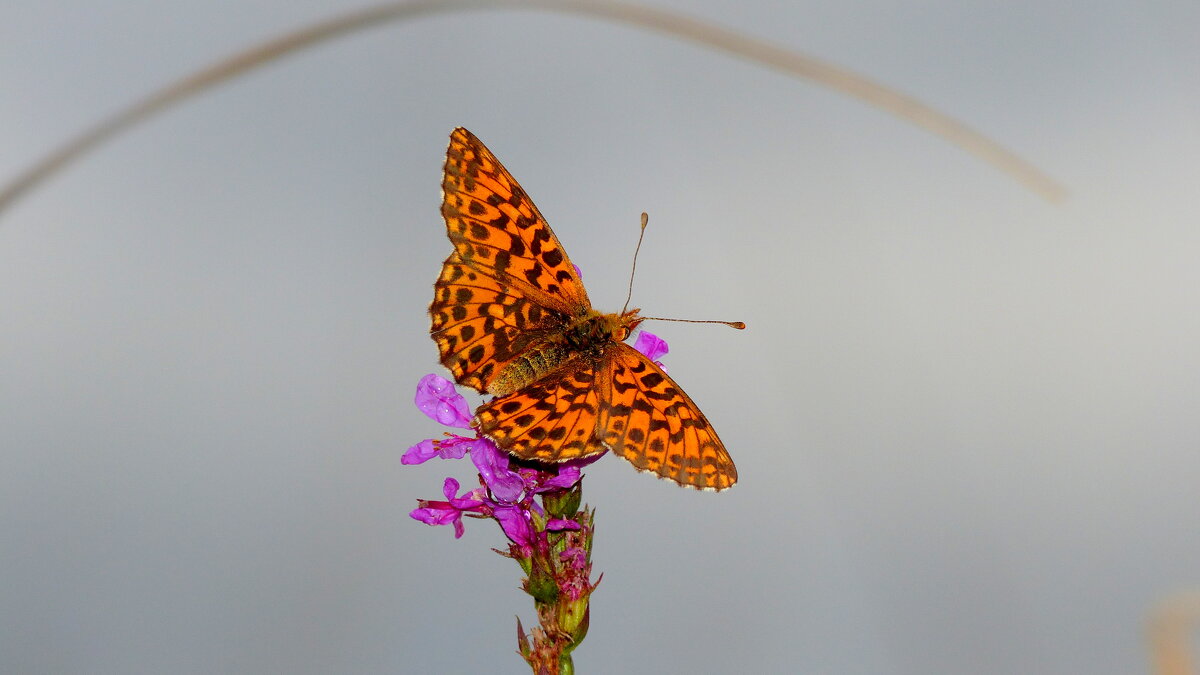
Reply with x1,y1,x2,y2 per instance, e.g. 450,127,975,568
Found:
620,212,649,316
641,316,747,330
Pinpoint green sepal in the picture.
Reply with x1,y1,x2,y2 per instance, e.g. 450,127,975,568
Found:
526,557,559,604
542,482,583,519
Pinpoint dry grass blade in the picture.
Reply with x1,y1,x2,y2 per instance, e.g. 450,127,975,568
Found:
0,0,1065,217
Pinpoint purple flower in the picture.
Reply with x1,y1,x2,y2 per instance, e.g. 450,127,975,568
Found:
402,374,486,465
556,545,593,600
469,439,526,503
406,374,598,553
401,435,477,465
559,546,587,569
531,456,599,492
633,331,669,371
409,477,485,538
534,466,582,492
493,504,535,552
414,373,473,428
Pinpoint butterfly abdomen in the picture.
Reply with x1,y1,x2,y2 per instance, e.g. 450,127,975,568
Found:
487,340,570,396
487,311,634,396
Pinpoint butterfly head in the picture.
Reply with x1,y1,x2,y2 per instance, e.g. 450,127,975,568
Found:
614,308,644,342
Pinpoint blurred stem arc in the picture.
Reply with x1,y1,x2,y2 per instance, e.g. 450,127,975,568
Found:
0,0,1066,217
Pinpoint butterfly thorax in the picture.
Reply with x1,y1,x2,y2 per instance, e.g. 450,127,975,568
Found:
486,308,643,397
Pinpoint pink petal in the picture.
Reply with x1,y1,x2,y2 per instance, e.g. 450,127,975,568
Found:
441,476,462,501
494,505,534,548
401,438,438,465
540,466,583,491
546,518,581,531
470,439,525,503
410,505,458,527
414,374,473,429
633,331,669,366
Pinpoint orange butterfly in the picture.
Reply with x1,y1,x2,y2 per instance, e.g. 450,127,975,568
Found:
429,128,737,491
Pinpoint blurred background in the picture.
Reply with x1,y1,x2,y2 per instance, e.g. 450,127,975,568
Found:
2,1,1198,673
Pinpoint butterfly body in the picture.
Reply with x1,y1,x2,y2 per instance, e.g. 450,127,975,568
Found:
487,308,642,396
430,128,737,491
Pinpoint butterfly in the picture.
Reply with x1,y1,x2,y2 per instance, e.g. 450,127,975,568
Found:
429,128,737,491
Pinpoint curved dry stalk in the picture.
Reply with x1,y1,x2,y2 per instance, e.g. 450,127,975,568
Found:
0,0,1065,217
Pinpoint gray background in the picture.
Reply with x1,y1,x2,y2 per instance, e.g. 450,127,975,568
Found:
3,1,1198,673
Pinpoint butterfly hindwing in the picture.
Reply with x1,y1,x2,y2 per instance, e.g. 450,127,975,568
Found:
597,343,737,491
475,355,608,462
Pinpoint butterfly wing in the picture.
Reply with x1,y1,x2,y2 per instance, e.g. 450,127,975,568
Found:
430,251,566,392
434,128,737,490
598,343,737,491
474,355,608,461
431,128,592,393
441,127,589,313
476,342,738,491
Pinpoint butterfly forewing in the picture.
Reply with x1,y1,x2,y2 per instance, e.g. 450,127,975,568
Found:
441,128,590,314
430,251,566,392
